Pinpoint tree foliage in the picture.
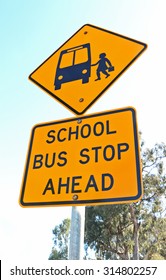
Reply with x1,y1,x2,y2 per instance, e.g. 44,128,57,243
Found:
48,218,70,260
85,140,166,260
49,139,166,260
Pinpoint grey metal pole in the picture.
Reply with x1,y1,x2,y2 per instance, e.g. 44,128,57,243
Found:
69,206,85,260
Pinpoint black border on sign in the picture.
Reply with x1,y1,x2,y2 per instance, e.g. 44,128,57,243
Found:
29,24,147,115
20,107,143,207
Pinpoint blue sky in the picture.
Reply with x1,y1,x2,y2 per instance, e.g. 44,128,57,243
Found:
0,0,166,260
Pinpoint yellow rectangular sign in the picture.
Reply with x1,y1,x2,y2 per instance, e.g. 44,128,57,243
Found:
20,107,143,207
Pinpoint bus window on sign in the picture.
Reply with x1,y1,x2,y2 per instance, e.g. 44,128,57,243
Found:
54,43,91,90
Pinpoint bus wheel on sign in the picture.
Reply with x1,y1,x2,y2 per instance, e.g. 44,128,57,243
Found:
55,84,61,90
82,77,89,84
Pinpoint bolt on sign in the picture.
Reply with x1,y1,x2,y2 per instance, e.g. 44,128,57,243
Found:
29,24,147,115
19,107,143,207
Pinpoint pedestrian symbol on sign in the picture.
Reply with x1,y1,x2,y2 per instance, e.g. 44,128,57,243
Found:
92,52,114,81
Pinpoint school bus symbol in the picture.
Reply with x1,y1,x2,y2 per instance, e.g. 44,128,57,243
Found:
54,43,91,90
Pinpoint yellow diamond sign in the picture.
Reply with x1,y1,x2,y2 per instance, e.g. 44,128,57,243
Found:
29,24,147,115
19,107,143,207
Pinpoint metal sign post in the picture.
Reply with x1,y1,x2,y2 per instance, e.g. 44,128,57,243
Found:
69,206,85,260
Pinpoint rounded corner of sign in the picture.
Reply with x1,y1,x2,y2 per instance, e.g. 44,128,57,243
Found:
78,108,88,116
75,110,84,116
19,198,26,208
69,106,87,116
132,190,143,203
82,23,91,28
124,106,137,116
31,123,41,134
28,73,33,81
138,189,144,200
143,42,148,50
